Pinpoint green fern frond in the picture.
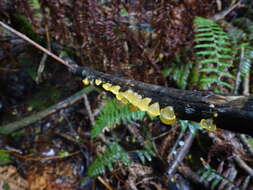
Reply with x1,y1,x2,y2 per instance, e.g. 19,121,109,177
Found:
179,120,202,134
162,61,193,90
239,44,253,77
194,17,233,92
133,149,155,164
88,142,131,177
198,166,241,190
91,99,145,138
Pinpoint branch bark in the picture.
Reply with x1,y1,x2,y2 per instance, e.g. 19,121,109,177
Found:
72,65,253,136
1,21,253,136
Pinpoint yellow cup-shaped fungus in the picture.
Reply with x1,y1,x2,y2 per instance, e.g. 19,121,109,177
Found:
147,102,160,117
108,85,121,95
122,90,138,104
82,78,90,85
102,83,112,91
136,97,151,111
200,118,216,132
160,106,176,125
95,79,102,86
131,93,142,106
116,92,128,104
213,113,218,118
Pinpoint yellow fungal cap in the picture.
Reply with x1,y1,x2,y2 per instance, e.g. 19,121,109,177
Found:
95,79,102,86
160,106,176,125
82,78,90,85
116,92,128,104
122,90,138,104
136,97,151,111
109,85,121,95
131,93,142,105
213,113,218,118
147,102,160,117
102,83,112,91
200,119,216,132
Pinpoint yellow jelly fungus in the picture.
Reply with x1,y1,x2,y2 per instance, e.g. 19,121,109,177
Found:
102,83,112,91
122,90,137,104
200,118,216,132
160,106,176,125
136,97,151,111
131,93,142,105
147,102,160,117
95,79,102,86
213,113,218,118
116,92,128,104
82,78,90,85
109,85,121,95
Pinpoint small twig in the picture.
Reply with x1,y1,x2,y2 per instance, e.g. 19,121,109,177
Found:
212,1,242,21
36,53,48,83
167,128,185,162
167,131,195,177
234,46,244,94
178,164,209,189
0,86,95,134
36,24,51,83
234,155,253,176
0,21,74,70
97,176,114,190
0,149,79,161
216,0,222,11
243,74,250,96
83,94,95,125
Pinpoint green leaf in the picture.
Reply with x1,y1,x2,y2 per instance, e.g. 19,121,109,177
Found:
91,99,145,138
0,149,11,165
88,143,131,177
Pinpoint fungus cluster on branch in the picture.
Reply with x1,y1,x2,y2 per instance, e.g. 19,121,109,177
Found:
82,77,216,132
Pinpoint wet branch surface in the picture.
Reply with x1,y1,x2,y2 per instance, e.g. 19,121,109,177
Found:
73,65,253,135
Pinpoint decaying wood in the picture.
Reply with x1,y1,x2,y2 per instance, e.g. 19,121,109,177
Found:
72,65,253,136
1,21,253,136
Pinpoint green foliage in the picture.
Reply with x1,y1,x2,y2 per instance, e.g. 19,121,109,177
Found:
162,59,193,90
198,165,242,190
239,45,253,77
0,150,11,165
179,120,202,134
133,149,155,164
227,25,253,79
88,142,131,177
91,99,145,138
194,17,234,92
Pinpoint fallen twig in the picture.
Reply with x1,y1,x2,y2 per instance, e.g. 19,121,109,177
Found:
0,86,95,134
167,131,195,177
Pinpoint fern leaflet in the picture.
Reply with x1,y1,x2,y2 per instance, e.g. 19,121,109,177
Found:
198,165,242,190
132,149,155,164
194,17,233,92
88,142,131,177
91,99,145,138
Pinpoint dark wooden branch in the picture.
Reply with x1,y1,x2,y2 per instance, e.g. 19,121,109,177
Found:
70,64,253,136
1,21,252,136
